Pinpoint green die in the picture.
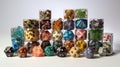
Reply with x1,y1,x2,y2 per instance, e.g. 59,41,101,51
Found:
89,29,103,41
75,9,87,18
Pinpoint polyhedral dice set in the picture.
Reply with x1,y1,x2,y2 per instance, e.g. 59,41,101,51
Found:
4,9,113,58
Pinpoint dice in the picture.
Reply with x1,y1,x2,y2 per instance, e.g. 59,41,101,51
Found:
69,47,81,57
4,46,14,57
45,46,55,56
63,30,74,40
52,31,63,41
64,40,74,52
56,46,67,57
84,47,94,59
75,19,87,29
53,41,63,53
32,45,44,57
64,9,74,19
40,20,51,30
41,41,51,52
40,10,51,20
75,29,87,40
40,30,51,41
18,46,28,58
75,9,87,18
53,18,63,31
64,20,74,30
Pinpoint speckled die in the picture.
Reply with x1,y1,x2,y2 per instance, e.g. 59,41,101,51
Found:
40,10,51,20
69,47,81,57
52,31,63,41
4,46,14,57
53,41,63,53
56,46,67,57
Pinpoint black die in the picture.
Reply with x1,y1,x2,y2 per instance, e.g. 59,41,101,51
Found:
4,46,14,57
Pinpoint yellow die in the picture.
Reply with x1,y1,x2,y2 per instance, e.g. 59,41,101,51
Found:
69,47,81,57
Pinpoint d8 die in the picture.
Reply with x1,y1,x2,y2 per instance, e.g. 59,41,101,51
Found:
41,41,51,52
89,29,103,42
64,40,74,52
84,47,94,59
75,19,87,29
12,38,23,52
40,20,51,30
90,19,104,29
40,30,51,41
40,10,51,20
69,47,81,57
53,41,63,53
24,29,39,42
53,18,63,31
64,9,74,19
56,46,67,57
75,40,87,53
18,46,28,58
4,46,14,57
103,33,113,44
75,9,87,18
32,46,44,57
64,20,74,30
75,29,87,40
63,30,74,40
45,46,55,56
52,31,63,41
23,19,39,30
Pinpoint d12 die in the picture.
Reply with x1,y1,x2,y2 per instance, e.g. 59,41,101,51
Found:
75,19,87,29
4,46,14,57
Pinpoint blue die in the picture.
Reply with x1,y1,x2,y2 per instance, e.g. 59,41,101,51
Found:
63,30,74,40
75,19,87,29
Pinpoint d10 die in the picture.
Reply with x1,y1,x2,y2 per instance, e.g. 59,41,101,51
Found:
75,19,87,29
56,46,67,57
18,46,28,58
64,9,74,19
40,20,51,30
90,19,104,29
89,29,103,42
4,46,14,57
23,19,39,30
53,41,63,53
84,47,94,59
75,29,87,40
75,40,87,53
52,31,63,41
64,40,74,52
75,9,87,18
63,30,74,40
32,46,44,57
40,30,51,41
24,29,39,42
64,20,74,30
40,10,51,20
69,47,81,57
45,46,55,56
53,18,63,31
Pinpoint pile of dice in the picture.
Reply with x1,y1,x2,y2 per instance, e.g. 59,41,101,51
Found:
4,9,113,59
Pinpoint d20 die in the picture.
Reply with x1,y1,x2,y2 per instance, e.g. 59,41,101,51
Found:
75,40,87,53
69,47,81,57
23,19,39,30
63,30,74,40
24,29,39,42
64,20,74,30
4,46,14,57
53,18,63,31
40,30,51,41
84,47,94,59
40,10,51,20
53,41,63,53
75,29,87,40
64,40,74,52
90,19,104,29
40,20,51,30
56,46,67,57
103,33,113,44
89,29,103,42
75,9,87,18
45,46,55,56
52,31,63,41
64,9,74,19
75,19,87,29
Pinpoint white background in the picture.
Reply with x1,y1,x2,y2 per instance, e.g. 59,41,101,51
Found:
0,0,120,67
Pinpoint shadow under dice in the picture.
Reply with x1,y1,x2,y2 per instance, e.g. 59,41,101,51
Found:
40,20,51,30
75,19,87,29
64,20,74,30
75,29,87,40
40,10,51,20
53,18,63,31
90,19,104,30
75,9,87,18
89,29,103,42
64,9,74,19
